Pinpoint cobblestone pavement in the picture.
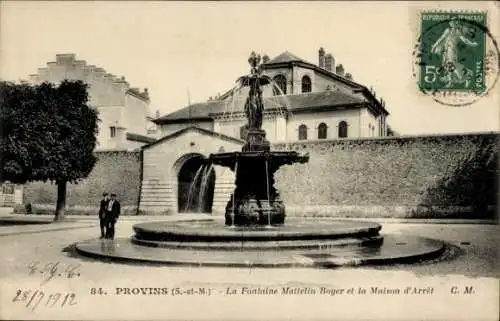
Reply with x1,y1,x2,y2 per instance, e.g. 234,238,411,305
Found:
0,216,498,320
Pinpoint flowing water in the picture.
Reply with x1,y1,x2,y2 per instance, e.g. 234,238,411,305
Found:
185,164,214,213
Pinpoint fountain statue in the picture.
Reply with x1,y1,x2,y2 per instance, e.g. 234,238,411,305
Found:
209,51,309,226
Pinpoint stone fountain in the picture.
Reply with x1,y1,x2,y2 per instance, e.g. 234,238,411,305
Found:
209,52,309,226
75,52,448,268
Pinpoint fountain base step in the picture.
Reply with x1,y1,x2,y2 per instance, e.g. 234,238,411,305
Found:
130,235,384,251
75,234,446,268
132,219,382,242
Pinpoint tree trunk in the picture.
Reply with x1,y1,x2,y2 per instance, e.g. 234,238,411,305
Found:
54,180,67,221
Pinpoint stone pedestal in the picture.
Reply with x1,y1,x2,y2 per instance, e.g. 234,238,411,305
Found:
224,194,285,226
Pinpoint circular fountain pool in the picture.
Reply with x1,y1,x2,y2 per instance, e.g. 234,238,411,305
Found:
75,219,446,268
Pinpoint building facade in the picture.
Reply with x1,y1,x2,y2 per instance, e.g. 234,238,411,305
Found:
28,54,157,150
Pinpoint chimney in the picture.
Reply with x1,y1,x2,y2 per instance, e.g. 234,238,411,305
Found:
318,47,325,69
155,110,160,118
325,53,334,71
335,64,345,76
262,54,270,63
345,73,353,80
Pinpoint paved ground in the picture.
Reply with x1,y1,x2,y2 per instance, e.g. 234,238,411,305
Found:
0,208,498,320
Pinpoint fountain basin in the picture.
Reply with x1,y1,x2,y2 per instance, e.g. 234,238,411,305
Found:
208,151,309,171
208,151,309,226
133,219,381,242
75,219,446,267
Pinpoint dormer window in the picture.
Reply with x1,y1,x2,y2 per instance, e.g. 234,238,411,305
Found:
301,75,311,93
273,75,287,95
239,125,248,140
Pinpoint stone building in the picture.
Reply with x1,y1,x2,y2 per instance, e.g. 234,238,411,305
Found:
28,53,157,151
154,48,389,142
1,54,158,207
139,49,390,214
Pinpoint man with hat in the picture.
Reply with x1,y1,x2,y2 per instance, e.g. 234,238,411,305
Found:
104,193,121,239
98,192,110,238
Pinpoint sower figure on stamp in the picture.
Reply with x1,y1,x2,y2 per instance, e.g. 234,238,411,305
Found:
431,18,478,88
104,193,121,239
99,192,110,238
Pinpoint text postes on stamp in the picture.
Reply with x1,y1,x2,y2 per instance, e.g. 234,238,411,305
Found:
414,11,499,106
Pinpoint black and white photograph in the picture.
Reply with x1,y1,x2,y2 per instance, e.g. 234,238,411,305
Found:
0,1,498,320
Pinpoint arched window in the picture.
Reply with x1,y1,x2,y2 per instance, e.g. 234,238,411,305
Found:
240,125,248,140
298,124,308,140
338,121,348,138
301,75,312,93
318,123,328,139
273,75,287,95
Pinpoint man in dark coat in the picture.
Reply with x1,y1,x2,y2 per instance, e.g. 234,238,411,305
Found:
104,193,121,239
98,192,109,238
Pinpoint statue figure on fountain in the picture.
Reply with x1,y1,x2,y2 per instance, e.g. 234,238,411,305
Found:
211,51,309,226
242,51,270,152
244,82,264,129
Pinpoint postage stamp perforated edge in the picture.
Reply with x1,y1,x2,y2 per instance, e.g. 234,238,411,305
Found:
408,5,500,107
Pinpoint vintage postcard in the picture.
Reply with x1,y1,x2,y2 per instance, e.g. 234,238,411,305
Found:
0,1,498,320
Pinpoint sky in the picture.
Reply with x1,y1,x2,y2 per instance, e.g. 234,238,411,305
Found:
1,1,499,135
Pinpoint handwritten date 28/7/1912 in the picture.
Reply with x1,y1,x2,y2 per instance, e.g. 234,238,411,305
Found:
28,261,81,285
12,289,77,311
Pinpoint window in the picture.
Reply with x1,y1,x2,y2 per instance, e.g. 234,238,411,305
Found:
110,126,116,138
318,123,328,139
2,183,14,195
298,124,308,140
239,125,248,140
301,75,312,93
273,75,287,95
338,121,348,138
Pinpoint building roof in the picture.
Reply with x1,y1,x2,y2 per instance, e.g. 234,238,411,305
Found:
262,52,390,116
154,90,369,124
141,126,245,150
155,50,390,124
126,132,157,143
265,51,307,64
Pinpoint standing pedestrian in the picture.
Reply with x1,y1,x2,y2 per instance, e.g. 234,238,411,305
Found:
99,192,109,238
105,193,121,239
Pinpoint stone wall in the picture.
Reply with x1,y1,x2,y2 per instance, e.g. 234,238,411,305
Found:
22,151,141,215
273,133,499,219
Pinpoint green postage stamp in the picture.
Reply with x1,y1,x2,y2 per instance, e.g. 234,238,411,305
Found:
415,11,499,106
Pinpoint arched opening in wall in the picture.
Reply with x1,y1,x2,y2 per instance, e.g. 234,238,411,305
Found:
301,75,311,93
273,75,287,95
338,121,348,138
318,122,328,139
177,156,215,213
